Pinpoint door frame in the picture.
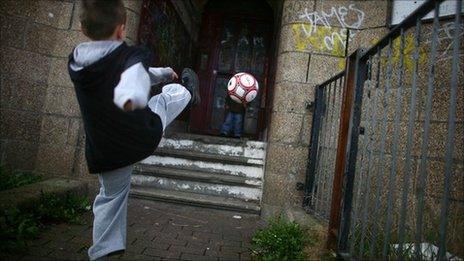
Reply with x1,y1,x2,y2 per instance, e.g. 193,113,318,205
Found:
189,9,274,140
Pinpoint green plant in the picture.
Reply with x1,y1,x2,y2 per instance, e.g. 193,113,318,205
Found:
0,208,41,253
0,165,41,191
251,215,311,261
35,192,91,224
0,192,91,254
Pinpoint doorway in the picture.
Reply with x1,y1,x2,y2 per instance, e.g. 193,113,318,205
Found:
188,0,274,140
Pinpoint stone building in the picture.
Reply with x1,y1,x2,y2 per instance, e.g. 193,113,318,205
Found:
0,0,462,243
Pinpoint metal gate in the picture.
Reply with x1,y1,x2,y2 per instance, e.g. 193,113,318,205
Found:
303,72,345,219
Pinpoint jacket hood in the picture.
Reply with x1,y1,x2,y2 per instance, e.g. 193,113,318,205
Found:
68,41,125,89
70,41,123,71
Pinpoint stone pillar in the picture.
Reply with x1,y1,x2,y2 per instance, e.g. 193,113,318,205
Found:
0,0,143,179
261,0,389,216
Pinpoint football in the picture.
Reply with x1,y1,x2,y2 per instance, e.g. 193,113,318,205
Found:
227,72,259,104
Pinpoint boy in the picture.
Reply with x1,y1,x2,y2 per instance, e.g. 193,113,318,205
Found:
220,95,246,138
67,0,200,259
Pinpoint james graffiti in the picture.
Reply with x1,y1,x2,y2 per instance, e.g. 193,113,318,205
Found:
292,4,365,56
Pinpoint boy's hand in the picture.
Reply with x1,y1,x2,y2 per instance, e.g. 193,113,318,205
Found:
172,71,178,81
123,100,133,111
114,62,150,111
148,67,177,85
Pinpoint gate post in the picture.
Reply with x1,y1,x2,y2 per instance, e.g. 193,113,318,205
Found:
303,86,325,207
326,49,367,251
337,49,368,253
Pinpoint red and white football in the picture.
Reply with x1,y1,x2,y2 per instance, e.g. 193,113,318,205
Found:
227,72,259,104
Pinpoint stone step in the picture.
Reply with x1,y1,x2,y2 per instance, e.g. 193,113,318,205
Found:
154,148,264,166
131,173,262,201
134,164,262,188
164,132,264,147
141,155,264,179
158,135,266,159
0,178,89,210
130,186,261,214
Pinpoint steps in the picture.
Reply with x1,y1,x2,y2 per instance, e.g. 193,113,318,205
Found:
133,165,262,187
154,148,264,166
131,187,261,214
130,133,266,214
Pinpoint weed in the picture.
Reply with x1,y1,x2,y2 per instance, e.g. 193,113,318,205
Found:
0,208,41,252
0,165,41,191
251,215,312,261
35,192,91,224
0,192,91,254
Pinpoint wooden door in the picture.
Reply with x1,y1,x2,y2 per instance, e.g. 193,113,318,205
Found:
189,12,272,139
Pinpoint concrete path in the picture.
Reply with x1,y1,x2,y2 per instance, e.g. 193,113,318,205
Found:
5,198,266,260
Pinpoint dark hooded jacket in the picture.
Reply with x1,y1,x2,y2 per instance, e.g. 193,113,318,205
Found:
68,42,162,173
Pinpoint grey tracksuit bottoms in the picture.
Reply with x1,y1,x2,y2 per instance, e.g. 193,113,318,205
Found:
88,84,191,260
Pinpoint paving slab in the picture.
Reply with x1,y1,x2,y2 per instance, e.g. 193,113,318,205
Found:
3,198,266,260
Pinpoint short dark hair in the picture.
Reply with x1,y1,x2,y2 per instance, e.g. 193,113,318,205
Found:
79,0,126,40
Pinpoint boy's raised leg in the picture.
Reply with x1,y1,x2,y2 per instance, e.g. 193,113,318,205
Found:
181,68,200,106
148,83,191,130
148,68,200,130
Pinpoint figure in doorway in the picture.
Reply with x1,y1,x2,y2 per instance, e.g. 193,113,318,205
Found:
220,95,246,138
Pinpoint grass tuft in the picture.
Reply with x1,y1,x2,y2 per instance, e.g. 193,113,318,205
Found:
0,165,42,191
251,215,312,261
0,192,91,253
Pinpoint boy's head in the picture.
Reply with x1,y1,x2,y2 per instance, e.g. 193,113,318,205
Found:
79,0,126,41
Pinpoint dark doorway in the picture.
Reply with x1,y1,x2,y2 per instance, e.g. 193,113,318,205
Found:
188,0,274,140
138,0,197,130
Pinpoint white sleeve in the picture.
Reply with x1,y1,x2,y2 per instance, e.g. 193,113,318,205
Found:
148,67,174,85
113,62,150,110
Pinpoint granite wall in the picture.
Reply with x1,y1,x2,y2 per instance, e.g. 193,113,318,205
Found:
0,0,143,179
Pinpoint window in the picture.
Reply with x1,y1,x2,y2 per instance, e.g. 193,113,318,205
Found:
391,0,463,25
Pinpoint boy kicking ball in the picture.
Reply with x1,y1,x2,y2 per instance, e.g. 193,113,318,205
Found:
68,0,200,259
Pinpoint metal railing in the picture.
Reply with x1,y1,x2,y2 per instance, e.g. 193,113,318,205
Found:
304,0,463,259
303,72,345,219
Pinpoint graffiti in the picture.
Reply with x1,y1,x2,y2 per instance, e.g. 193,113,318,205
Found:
298,4,365,35
292,4,365,56
390,34,427,73
385,21,464,72
432,21,464,62
292,25,348,56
